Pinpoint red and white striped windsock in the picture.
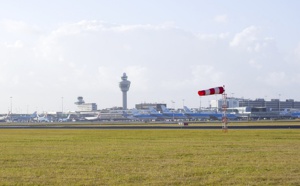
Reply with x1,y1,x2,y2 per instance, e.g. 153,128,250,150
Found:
198,86,225,96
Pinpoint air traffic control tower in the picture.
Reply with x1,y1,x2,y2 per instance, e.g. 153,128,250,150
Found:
119,73,131,110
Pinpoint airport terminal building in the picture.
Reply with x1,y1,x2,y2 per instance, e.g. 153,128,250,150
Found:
211,98,300,111
135,103,167,113
74,96,97,111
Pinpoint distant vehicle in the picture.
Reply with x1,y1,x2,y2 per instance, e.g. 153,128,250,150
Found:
58,114,72,122
85,112,101,121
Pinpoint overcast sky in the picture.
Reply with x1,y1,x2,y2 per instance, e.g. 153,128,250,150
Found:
1,0,300,113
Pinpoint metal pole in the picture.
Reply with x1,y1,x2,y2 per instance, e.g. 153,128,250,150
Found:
10,97,12,121
62,97,64,116
278,94,281,116
10,97,12,114
199,97,201,111
172,101,175,121
222,93,228,132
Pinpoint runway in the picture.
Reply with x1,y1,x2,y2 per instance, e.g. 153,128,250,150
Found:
1,124,300,129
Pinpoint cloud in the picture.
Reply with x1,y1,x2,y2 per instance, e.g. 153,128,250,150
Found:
124,66,148,92
230,26,276,54
257,71,287,87
5,40,24,48
230,26,259,48
295,42,300,62
1,19,41,35
248,59,262,70
191,65,223,85
0,20,300,112
214,14,228,24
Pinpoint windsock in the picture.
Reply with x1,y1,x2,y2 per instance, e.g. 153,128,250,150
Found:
198,86,225,96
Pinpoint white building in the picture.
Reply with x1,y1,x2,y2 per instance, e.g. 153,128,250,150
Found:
77,103,97,112
210,98,239,109
75,96,97,111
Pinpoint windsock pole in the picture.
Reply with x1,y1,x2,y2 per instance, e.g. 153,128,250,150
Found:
198,85,228,132
222,88,228,132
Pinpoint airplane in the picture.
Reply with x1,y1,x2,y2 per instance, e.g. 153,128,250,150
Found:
13,112,37,122
183,106,237,121
160,105,187,120
148,107,165,120
0,112,10,122
33,112,50,122
84,112,101,121
122,111,134,120
291,112,300,118
58,114,72,122
124,109,157,122
183,106,211,120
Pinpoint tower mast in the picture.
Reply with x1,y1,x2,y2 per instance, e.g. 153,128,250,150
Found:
119,73,131,110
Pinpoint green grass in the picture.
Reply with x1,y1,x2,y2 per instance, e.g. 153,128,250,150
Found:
0,129,299,185
2,119,300,127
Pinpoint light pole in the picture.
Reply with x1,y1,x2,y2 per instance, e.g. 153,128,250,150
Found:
171,100,175,109
182,99,185,108
10,97,12,121
264,96,267,108
171,100,175,121
10,97,12,113
199,97,202,111
278,94,281,114
61,97,64,116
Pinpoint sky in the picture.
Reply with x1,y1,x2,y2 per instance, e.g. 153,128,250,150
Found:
1,0,300,113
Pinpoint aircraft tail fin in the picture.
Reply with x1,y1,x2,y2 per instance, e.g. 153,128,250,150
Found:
183,106,192,113
149,107,159,114
131,108,140,115
160,105,170,113
31,111,37,118
5,111,11,118
122,111,127,117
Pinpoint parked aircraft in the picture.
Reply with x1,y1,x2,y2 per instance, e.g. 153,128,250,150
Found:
160,105,187,120
183,106,237,120
33,113,50,122
58,114,72,122
291,112,300,118
213,113,237,120
85,112,101,121
0,112,10,122
126,109,157,121
183,106,211,120
148,107,165,120
13,112,37,122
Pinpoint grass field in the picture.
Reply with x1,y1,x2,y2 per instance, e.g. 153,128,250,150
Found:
1,119,300,127
0,129,299,185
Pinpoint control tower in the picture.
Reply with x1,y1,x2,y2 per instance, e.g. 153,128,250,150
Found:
119,73,131,110
74,96,85,105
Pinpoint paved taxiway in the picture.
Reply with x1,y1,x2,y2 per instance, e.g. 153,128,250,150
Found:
1,125,300,129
